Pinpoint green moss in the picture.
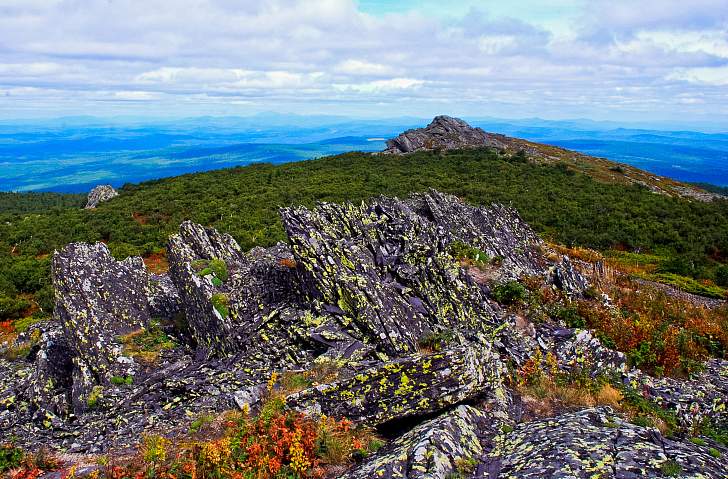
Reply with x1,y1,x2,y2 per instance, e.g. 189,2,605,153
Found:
110,375,133,386
87,385,104,408
660,460,682,476
198,258,229,283
689,437,706,446
211,293,230,319
708,447,721,458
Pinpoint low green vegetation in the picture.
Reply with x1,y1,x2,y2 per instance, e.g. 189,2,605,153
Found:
660,459,682,476
120,320,176,364
110,375,133,386
86,385,104,408
0,444,24,473
211,293,230,318
449,241,490,266
1,148,727,331
193,257,229,282
417,329,454,352
491,280,529,305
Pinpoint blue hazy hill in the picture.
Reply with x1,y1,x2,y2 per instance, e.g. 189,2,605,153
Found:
0,115,726,192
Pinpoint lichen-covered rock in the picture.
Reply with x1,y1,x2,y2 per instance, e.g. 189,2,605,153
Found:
550,256,591,296
146,274,182,320
489,407,727,478
167,222,315,362
550,327,628,377
27,324,74,418
84,184,118,209
343,405,493,479
406,189,545,279
382,116,507,154
167,221,244,356
287,345,505,426
52,242,152,411
625,359,728,431
281,193,504,358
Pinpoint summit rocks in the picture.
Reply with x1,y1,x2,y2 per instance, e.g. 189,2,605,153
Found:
383,115,507,154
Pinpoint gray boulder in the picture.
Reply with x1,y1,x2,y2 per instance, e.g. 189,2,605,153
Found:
491,407,727,478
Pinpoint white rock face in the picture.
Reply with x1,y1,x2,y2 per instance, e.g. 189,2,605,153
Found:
85,184,119,209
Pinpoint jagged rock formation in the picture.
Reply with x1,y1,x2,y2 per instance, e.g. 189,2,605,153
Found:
1,190,726,475
51,243,153,413
382,116,507,154
84,184,118,208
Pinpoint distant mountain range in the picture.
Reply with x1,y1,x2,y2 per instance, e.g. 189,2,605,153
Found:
1,115,726,192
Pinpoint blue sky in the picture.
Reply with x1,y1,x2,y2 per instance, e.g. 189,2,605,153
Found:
1,0,727,124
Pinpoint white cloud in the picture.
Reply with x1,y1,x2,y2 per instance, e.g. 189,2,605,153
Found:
668,66,728,86
0,0,726,120
334,77,425,93
335,59,395,76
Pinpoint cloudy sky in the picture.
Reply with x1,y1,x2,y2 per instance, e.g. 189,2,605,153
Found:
1,0,727,122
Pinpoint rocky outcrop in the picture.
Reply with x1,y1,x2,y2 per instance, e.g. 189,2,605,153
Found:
382,116,507,154
2,189,726,476
84,184,118,208
167,221,314,364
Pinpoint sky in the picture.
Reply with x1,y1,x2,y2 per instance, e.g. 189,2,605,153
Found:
1,0,727,123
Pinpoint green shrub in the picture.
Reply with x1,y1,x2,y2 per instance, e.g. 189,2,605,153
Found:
0,444,24,473
491,281,528,305
553,305,584,328
0,295,30,321
716,265,728,287
449,241,489,266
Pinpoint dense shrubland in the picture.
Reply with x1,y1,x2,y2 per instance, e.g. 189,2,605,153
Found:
1,147,727,340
